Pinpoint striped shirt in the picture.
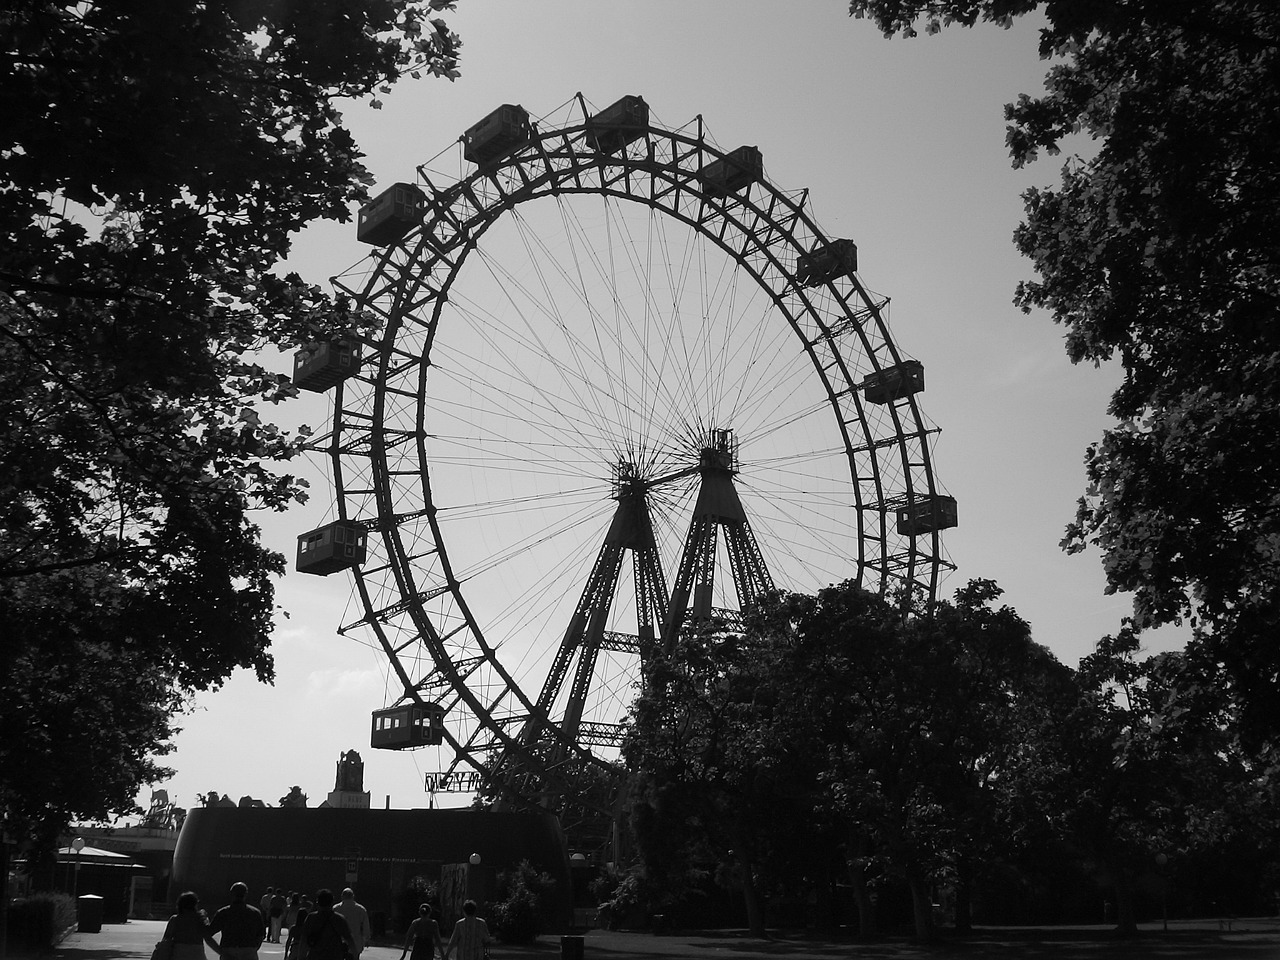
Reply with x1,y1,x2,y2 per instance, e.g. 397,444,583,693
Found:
446,916,491,960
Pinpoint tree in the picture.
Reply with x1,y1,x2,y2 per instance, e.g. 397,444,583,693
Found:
0,0,460,847
767,580,1066,939
1032,628,1277,934
910,581,1075,932
625,581,1068,941
623,622,789,936
756,584,957,939
846,0,1280,744
0,567,178,847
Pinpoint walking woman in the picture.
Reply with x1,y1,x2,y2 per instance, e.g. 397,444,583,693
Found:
283,906,308,960
284,892,302,939
399,903,444,960
163,891,220,960
445,901,491,960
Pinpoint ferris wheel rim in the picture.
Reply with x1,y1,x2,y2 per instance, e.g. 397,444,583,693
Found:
328,97,951,802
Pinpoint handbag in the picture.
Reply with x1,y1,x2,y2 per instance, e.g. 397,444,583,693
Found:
150,941,174,960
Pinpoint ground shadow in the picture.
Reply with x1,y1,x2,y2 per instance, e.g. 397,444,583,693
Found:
565,926,1280,960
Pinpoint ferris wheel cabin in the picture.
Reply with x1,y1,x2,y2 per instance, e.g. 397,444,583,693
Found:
896,494,958,536
861,360,925,405
587,95,649,155
797,239,859,286
463,104,531,166
356,182,426,246
293,338,361,393
700,145,764,197
370,702,445,749
296,520,367,576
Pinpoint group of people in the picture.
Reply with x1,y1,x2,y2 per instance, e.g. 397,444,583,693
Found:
162,885,374,960
162,885,490,960
255,885,360,949
398,900,491,960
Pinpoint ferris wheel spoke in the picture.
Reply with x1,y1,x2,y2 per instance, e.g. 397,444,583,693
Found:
549,199,634,434
602,203,727,441
442,266,689,460
513,200,682,440
435,485,601,523
441,272,617,457
481,517,619,684
504,211,625,437
508,198,702,445
426,414,615,476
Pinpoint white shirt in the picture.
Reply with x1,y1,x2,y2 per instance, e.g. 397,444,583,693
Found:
332,899,371,954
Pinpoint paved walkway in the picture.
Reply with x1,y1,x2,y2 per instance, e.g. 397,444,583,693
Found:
45,917,1280,960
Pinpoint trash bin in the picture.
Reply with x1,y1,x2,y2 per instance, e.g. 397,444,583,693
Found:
77,895,104,933
560,934,585,960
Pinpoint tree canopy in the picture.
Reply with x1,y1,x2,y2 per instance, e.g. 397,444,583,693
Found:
1043,627,1272,934
623,580,1279,936
846,0,1280,742
624,581,1074,939
0,0,459,847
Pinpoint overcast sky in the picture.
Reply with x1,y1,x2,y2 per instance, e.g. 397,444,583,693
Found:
140,1,1185,817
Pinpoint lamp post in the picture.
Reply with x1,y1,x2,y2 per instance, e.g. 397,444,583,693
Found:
71,837,85,900
1155,852,1169,932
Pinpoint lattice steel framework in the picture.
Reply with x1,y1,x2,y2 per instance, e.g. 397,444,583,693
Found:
520,460,668,751
661,429,774,650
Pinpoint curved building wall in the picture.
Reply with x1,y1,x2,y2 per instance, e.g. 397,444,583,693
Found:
172,807,570,929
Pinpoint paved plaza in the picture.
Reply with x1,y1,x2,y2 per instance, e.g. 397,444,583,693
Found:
44,917,1280,960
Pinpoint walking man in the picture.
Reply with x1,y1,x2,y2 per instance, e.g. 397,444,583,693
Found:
259,887,273,941
210,882,265,960
269,887,287,943
333,888,373,960
301,889,354,960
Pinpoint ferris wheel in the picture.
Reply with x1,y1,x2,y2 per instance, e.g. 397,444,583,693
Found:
294,95,955,843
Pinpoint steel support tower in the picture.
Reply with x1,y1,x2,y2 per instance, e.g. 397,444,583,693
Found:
661,429,774,651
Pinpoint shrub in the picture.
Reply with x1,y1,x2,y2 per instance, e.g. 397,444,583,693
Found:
7,893,76,954
490,861,555,944
595,873,644,931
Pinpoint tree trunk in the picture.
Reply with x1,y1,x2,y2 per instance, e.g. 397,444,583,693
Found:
844,830,876,939
736,843,767,938
908,875,934,941
30,846,57,893
815,872,836,932
1,839,9,960
953,856,973,933
1113,869,1139,937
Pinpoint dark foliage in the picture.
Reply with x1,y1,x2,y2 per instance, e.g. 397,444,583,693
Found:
847,0,1280,745
0,0,459,847
490,860,555,944
623,579,1280,937
5,893,76,953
